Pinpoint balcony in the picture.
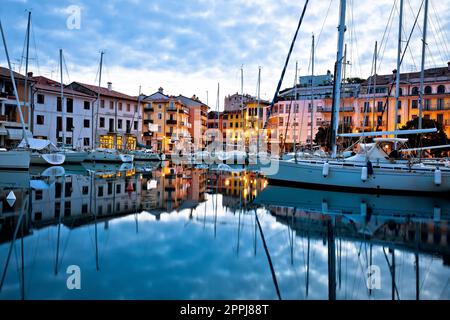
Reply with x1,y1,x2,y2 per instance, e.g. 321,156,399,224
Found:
144,105,154,112
166,119,177,125
167,107,177,113
143,132,153,137
143,119,153,124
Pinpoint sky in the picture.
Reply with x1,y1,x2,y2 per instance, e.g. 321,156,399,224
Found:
1,0,450,109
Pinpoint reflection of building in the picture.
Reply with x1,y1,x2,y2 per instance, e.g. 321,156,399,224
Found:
0,67,33,148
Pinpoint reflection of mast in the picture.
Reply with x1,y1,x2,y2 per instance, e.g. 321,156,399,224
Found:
236,209,241,255
254,210,281,300
391,249,395,300
327,218,336,300
55,176,65,275
306,231,310,298
415,222,420,300
0,190,29,292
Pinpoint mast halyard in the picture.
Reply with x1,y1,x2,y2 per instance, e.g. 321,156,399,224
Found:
310,35,315,150
330,0,347,158
60,49,65,146
418,0,429,158
394,0,404,149
94,51,104,149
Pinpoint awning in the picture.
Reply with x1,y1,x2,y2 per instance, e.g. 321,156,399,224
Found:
7,128,32,140
0,125,7,136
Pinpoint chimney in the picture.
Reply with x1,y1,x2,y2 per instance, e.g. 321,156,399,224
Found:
447,61,450,71
27,72,33,78
158,87,164,93
107,82,112,91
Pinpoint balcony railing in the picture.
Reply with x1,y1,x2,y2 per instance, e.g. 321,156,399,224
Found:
144,105,154,112
143,132,152,137
143,119,153,124
166,119,177,125
167,107,177,112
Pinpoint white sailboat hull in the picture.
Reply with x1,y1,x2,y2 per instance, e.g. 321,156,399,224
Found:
86,149,134,163
264,159,450,194
61,150,88,163
30,153,66,166
0,150,30,170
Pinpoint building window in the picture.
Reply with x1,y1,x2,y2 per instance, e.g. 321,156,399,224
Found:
412,100,418,109
158,125,162,132
412,87,419,95
118,102,122,111
158,113,162,120
437,114,444,124
84,119,90,128
398,88,403,96
126,103,131,112
116,184,121,194
134,104,138,112
437,99,444,110
83,137,90,147
364,101,370,112
34,212,42,221
37,94,45,104
82,204,88,214
377,115,383,126
84,101,90,110
118,119,123,129
101,99,105,108
279,118,284,126
66,117,73,132
397,115,401,125
425,86,432,95
425,99,431,110
134,121,138,130
126,120,130,131
98,186,104,197
57,97,62,112
110,101,114,110
437,85,446,94
66,137,72,145
67,98,73,113
398,100,402,109
100,117,105,128
35,190,43,200
158,104,162,109
377,101,383,112
82,186,89,195
37,115,45,125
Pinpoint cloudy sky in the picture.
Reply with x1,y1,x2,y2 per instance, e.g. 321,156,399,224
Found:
1,0,449,108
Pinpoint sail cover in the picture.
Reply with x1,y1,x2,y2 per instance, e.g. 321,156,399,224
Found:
18,138,58,151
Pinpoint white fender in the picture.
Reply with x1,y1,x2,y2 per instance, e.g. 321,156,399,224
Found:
322,162,330,177
361,166,368,182
435,168,442,186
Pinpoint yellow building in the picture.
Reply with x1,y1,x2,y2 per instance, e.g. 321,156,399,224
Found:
142,88,190,153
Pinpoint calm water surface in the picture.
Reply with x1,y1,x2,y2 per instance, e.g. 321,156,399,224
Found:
0,162,449,300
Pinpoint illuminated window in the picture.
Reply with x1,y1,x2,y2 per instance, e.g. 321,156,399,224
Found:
99,135,114,149
126,136,136,150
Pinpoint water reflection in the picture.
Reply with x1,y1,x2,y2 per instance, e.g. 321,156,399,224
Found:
0,164,449,300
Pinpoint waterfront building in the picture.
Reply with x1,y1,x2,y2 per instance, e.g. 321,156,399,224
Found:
141,88,190,153
32,76,96,148
0,67,33,147
67,81,141,150
176,95,210,150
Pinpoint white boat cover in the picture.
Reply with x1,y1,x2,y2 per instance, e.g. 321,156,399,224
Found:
18,138,58,151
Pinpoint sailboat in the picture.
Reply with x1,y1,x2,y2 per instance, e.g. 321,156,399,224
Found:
0,19,30,170
264,0,450,194
85,52,134,164
56,49,88,163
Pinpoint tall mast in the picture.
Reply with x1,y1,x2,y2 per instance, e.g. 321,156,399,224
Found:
257,66,261,155
418,0,429,157
240,66,244,144
293,62,298,161
60,49,65,145
394,0,404,148
330,0,347,158
0,20,29,146
93,51,104,149
310,34,315,149
371,41,378,131
24,11,31,129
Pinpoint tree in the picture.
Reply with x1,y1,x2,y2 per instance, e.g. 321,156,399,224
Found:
314,124,353,150
400,118,448,157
